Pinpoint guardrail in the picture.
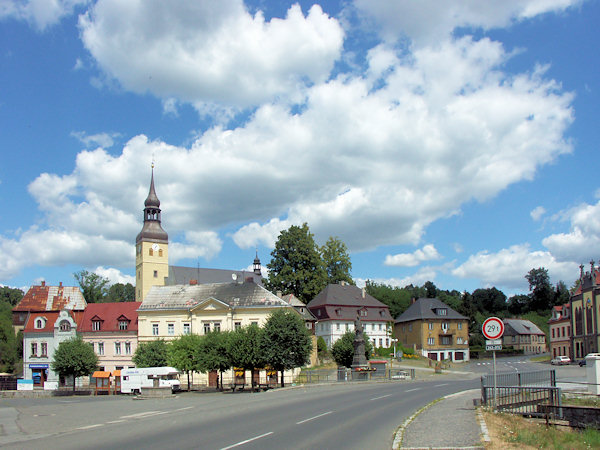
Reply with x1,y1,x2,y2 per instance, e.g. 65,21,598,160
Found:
482,385,562,419
297,368,416,383
481,369,555,388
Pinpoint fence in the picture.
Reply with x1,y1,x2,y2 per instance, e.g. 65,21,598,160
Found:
481,385,562,419
481,369,555,388
0,376,17,391
297,368,415,384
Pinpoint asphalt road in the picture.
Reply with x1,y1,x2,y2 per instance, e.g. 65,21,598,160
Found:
1,378,479,450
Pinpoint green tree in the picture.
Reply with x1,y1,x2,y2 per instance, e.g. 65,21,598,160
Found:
0,302,18,373
320,236,353,285
0,286,24,306
526,267,554,312
104,283,136,302
73,270,109,303
265,223,327,303
365,281,411,319
423,281,437,298
554,281,570,307
227,324,265,389
167,334,202,391
260,309,312,387
197,331,231,390
507,294,530,315
317,336,328,363
51,337,98,392
472,287,507,314
133,339,169,367
331,331,373,368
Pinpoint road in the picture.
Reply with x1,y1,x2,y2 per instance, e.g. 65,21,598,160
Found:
1,378,479,450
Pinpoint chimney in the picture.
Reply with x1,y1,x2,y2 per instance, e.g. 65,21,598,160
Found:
59,282,63,288
277,291,283,298
41,280,46,287
189,279,198,285
361,288,366,298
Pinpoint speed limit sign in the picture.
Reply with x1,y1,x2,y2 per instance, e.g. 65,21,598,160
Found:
482,317,504,340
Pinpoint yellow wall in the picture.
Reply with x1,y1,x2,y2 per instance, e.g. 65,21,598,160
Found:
135,241,169,302
394,319,469,352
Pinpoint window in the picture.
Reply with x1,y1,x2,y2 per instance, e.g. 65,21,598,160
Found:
159,249,163,257
429,323,434,330
441,336,451,345
184,323,191,334
168,323,175,335
457,337,464,344
59,321,71,332
379,324,382,331
386,338,389,347
149,248,153,256
408,324,412,332
214,322,221,332
152,323,159,336
251,321,258,326
336,323,340,330
379,338,383,347
35,318,44,329
41,343,47,357
119,321,129,330
427,337,434,345
98,342,104,355
92,320,101,331
31,342,37,357
234,322,241,331
372,324,376,331
153,270,158,278
442,322,449,331
125,342,131,355
204,323,211,334
115,342,121,355
457,323,462,330
437,308,447,316
360,309,367,317
345,323,349,331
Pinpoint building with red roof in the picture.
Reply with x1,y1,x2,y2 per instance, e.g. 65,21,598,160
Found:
549,304,571,359
78,302,141,373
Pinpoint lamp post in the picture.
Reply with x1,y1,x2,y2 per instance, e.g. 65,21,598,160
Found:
390,338,398,359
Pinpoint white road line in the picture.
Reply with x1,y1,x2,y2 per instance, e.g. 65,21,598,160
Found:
435,383,449,387
220,432,274,450
174,406,194,412
77,424,104,430
120,411,161,419
405,388,420,392
296,411,333,425
106,420,126,424
371,394,392,401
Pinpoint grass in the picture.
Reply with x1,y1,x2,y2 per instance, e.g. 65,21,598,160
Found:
530,354,551,362
483,410,600,449
562,394,600,407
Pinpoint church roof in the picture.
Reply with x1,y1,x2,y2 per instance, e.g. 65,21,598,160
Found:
139,281,289,311
166,266,262,286
144,168,160,208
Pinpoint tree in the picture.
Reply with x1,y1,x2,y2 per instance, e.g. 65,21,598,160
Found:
73,270,109,303
472,287,507,314
167,334,202,391
227,324,265,389
197,331,231,390
0,302,18,373
423,281,437,298
320,236,353,285
133,339,169,367
507,294,529,315
260,309,312,387
0,286,24,306
365,281,411,319
104,283,135,302
265,223,327,303
51,337,98,392
317,336,328,363
554,281,570,307
526,267,554,312
331,331,373,368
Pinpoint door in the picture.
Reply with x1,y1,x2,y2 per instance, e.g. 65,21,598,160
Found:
208,370,218,387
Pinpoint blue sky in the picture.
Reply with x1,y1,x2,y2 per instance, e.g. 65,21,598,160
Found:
1,0,599,297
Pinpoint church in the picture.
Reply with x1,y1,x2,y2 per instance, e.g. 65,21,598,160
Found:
134,167,263,302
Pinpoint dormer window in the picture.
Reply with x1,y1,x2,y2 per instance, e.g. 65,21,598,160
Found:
92,320,101,331
59,320,71,332
119,321,129,330
360,309,367,317
35,318,45,329
437,308,447,316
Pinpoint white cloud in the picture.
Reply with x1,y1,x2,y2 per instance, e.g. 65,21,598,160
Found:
71,131,119,148
79,1,344,110
352,0,583,46
452,244,578,290
384,244,441,267
356,266,439,289
93,266,134,285
530,206,546,221
543,199,600,262
0,0,89,30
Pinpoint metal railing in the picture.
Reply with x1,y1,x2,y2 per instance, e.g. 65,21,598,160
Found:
481,369,555,388
297,368,415,384
482,385,562,419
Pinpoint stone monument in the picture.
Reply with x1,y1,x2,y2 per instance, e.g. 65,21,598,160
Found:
351,313,369,379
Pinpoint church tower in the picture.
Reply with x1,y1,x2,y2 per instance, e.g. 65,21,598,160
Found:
135,166,169,301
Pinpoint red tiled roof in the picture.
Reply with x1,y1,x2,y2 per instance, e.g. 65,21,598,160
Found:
24,310,83,333
77,302,141,332
13,283,86,312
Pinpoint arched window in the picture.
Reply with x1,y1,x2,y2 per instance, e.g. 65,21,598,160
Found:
59,321,71,332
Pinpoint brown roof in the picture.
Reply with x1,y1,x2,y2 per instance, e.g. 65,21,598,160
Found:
307,284,392,322
13,282,86,312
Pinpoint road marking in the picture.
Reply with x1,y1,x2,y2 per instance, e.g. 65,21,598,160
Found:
371,394,392,401
220,432,273,450
174,406,194,412
77,424,103,430
106,420,126,424
435,383,449,387
296,411,333,424
405,388,420,392
119,410,166,419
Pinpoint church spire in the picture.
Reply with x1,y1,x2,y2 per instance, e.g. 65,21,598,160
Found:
136,165,168,244
253,249,262,275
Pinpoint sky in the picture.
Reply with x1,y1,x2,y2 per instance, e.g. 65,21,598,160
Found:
1,0,599,298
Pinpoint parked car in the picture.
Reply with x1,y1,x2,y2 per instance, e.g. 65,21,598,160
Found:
551,355,571,365
579,353,600,366
579,359,586,367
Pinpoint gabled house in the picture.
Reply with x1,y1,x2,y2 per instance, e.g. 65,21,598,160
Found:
393,298,469,362
548,304,571,359
23,309,83,389
78,302,141,373
570,262,600,359
306,282,393,349
502,319,546,354
12,281,86,333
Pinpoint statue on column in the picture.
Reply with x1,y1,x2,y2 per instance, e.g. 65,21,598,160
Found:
352,312,368,367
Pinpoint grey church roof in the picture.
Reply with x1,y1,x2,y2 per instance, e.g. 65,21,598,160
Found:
166,266,262,286
395,298,467,323
139,281,288,311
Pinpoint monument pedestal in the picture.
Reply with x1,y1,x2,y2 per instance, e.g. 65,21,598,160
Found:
351,365,369,380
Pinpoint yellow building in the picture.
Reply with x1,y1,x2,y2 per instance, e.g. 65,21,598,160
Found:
393,298,470,362
571,262,600,359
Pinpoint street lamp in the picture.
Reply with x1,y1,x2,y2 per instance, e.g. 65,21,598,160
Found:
390,338,398,359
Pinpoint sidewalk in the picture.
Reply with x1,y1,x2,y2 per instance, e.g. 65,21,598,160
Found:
394,389,487,449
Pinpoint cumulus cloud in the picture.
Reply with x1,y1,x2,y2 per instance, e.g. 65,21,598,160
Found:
352,0,583,46
71,131,119,148
543,199,600,263
93,266,135,285
0,0,88,30
530,206,546,221
384,244,441,267
79,0,344,111
452,244,578,290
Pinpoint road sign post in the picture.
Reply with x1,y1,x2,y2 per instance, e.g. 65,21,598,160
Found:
482,317,504,408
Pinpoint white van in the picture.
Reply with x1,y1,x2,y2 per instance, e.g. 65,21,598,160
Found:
120,367,181,394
